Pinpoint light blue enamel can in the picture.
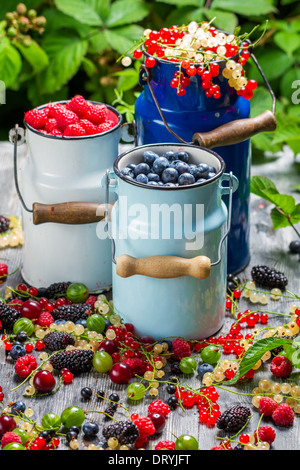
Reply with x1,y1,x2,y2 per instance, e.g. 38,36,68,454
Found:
104,143,238,340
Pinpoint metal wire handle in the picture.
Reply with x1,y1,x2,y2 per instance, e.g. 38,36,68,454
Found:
104,169,117,264
9,124,33,214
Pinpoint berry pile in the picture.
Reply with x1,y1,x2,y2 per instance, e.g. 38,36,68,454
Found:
126,21,257,100
120,149,217,187
24,95,119,137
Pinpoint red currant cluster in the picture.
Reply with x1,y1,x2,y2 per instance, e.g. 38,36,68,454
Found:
174,385,220,426
0,385,4,402
130,22,257,99
26,435,60,450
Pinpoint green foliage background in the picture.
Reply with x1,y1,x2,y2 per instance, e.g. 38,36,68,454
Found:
0,0,300,158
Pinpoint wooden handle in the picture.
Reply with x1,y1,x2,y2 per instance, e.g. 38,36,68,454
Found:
116,254,211,279
33,202,113,225
193,110,277,149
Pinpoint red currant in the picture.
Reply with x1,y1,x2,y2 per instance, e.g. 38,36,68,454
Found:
145,57,156,68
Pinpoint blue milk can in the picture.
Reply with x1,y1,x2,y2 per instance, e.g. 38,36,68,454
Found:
103,143,238,340
135,54,276,274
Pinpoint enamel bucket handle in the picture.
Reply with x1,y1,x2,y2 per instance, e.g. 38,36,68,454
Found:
139,50,277,148
105,170,238,280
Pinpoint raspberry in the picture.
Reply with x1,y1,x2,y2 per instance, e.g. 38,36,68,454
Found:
56,109,79,131
134,416,156,438
211,445,225,450
63,123,86,137
44,118,58,133
66,95,90,118
98,120,115,133
46,103,65,119
148,399,171,417
155,440,175,450
7,299,23,312
272,403,294,426
24,108,48,130
171,338,191,360
87,103,108,125
1,431,22,448
123,358,147,376
38,311,54,327
256,425,276,445
14,354,37,378
50,129,63,136
79,119,99,135
258,397,278,416
270,355,293,378
85,295,97,309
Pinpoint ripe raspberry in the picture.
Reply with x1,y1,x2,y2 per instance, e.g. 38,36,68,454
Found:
134,416,156,438
38,311,54,327
258,397,278,416
24,108,48,130
98,120,115,133
148,399,171,417
46,103,65,118
14,354,37,378
171,338,191,360
211,445,225,450
270,355,293,378
123,358,147,376
272,403,294,426
85,295,97,309
87,103,108,125
66,95,90,118
50,129,63,137
63,123,86,137
44,118,58,133
56,109,79,131
155,440,175,450
256,425,276,445
1,431,22,448
79,119,99,135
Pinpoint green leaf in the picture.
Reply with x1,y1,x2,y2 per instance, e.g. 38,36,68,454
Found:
113,67,139,92
226,337,292,385
271,207,291,230
155,0,204,4
280,69,300,102
250,175,279,202
88,31,110,54
54,0,102,26
293,185,300,193
274,31,300,57
13,40,49,74
105,0,150,28
0,38,22,88
43,8,92,37
204,9,238,32
104,25,144,55
248,48,294,84
36,32,88,95
210,0,276,16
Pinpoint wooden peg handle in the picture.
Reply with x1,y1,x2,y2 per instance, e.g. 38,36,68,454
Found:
116,254,211,280
193,110,277,149
33,201,113,225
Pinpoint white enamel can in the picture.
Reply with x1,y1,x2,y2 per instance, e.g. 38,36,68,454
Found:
12,102,122,292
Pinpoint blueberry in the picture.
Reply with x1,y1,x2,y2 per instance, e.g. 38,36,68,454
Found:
82,421,99,437
197,178,207,184
121,167,134,179
142,150,159,166
136,173,148,184
148,172,160,183
178,172,195,186
207,171,216,179
189,165,206,180
173,150,190,163
162,151,177,162
289,240,300,254
152,157,169,175
75,318,87,327
134,162,151,176
10,343,26,360
197,363,214,378
126,163,137,171
164,182,176,187
157,181,164,186
16,331,28,343
55,319,66,325
170,161,190,175
147,181,159,186
161,167,179,184
11,400,26,415
197,163,210,176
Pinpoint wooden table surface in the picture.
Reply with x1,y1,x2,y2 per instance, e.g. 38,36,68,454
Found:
0,139,300,452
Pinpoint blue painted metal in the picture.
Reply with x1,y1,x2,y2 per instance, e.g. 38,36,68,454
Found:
135,59,251,274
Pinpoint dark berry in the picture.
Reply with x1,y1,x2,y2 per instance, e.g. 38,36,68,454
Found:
216,405,251,433
81,387,93,400
109,393,120,403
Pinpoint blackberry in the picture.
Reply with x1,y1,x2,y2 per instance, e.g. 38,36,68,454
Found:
251,265,288,290
45,282,71,299
103,421,139,445
43,331,75,351
51,304,92,323
50,349,94,373
0,216,10,234
216,405,251,433
104,402,118,421
271,335,296,357
0,303,21,330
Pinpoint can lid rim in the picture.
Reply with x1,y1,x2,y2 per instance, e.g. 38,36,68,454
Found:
113,143,226,191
